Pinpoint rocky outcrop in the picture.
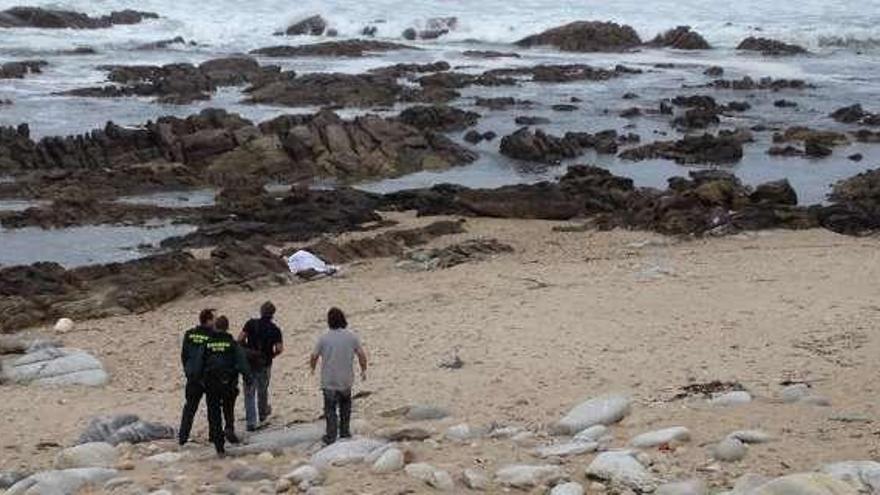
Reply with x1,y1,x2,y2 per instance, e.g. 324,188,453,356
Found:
270,110,477,179
397,105,480,132
485,63,633,83
417,71,516,89
516,21,642,52
704,76,811,90
737,37,808,55
402,17,458,41
830,104,880,126
63,57,282,104
821,168,880,235
0,7,157,29
619,132,747,164
0,60,48,79
368,61,451,78
284,15,327,36
499,128,583,163
244,72,401,107
2,346,109,386
251,40,414,58
650,26,711,49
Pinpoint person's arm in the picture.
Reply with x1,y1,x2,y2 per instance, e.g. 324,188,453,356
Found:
181,332,190,368
234,343,251,380
309,338,322,375
237,320,251,345
355,346,368,381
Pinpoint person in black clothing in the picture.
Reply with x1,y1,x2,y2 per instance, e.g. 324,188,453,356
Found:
203,315,251,456
238,301,284,431
178,308,214,446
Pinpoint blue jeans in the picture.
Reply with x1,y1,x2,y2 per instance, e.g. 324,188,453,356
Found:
244,366,271,428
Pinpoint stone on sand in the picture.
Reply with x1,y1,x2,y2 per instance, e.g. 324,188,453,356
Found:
656,479,708,495
405,405,451,421
629,427,691,448
495,464,566,489
780,384,811,403
534,441,599,458
54,442,119,469
710,391,753,407
53,318,75,333
311,438,386,467
728,430,773,444
145,452,182,465
585,451,657,492
3,347,108,386
551,481,585,495
226,465,273,482
750,473,859,495
283,465,323,485
820,461,880,493
375,425,432,441
552,394,631,435
463,468,490,490
6,468,118,495
78,414,175,445
371,448,405,473
713,437,748,462
573,425,609,443
445,423,483,441
405,463,454,490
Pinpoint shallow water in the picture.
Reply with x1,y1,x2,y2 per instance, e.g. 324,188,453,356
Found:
0,221,196,268
0,0,879,266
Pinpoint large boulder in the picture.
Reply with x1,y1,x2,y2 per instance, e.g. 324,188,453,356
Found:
737,37,808,56
585,451,657,492
310,438,387,467
397,105,480,132
820,461,880,493
619,132,746,164
495,464,566,489
0,60,48,79
552,394,631,435
77,414,175,445
499,128,583,163
0,7,157,29
628,427,691,448
244,73,401,107
284,15,327,36
751,179,798,205
650,26,711,49
250,40,414,58
3,346,108,386
516,21,642,52
6,468,118,495
230,424,324,455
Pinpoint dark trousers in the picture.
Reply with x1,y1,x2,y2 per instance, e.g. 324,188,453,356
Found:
179,379,236,446
322,388,352,444
178,380,204,445
206,379,238,453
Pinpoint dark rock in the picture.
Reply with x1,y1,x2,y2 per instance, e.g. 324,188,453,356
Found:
619,133,745,164
704,66,724,77
462,50,521,59
620,107,641,118
475,97,530,110
704,76,810,90
499,128,582,163
418,71,516,89
751,179,797,205
737,37,808,55
78,414,175,445
134,37,192,50
768,145,803,156
361,26,378,37
0,60,48,79
463,130,496,144
251,40,415,58
774,127,848,146
397,105,479,132
830,104,880,125
285,15,327,36
673,107,721,129
486,63,626,83
849,153,864,161
514,116,551,126
0,7,157,29
671,95,717,109
516,21,642,52
804,138,833,158
407,239,513,270
402,28,417,41
552,104,579,112
650,26,711,49
725,101,751,112
244,72,401,107
622,92,639,99
821,169,880,235
774,99,798,108
368,61,450,78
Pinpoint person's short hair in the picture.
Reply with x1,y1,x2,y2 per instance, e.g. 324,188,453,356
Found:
215,316,229,331
260,301,276,318
199,308,215,326
327,307,347,329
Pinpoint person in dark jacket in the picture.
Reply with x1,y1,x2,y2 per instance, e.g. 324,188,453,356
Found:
238,301,283,431
178,308,214,446
203,315,250,456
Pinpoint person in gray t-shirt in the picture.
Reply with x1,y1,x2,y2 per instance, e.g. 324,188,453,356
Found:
310,307,368,445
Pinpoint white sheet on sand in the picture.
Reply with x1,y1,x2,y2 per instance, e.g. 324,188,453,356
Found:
287,250,337,275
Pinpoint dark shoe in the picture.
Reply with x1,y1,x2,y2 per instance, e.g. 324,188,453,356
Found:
322,435,336,446
339,432,352,440
215,444,226,458
246,425,257,432
225,431,241,444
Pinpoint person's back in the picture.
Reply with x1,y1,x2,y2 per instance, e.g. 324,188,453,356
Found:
203,317,249,456
238,301,283,430
315,328,361,392
178,309,215,446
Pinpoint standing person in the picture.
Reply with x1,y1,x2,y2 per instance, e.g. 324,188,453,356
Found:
310,307,368,445
202,315,251,456
179,308,214,446
238,301,283,431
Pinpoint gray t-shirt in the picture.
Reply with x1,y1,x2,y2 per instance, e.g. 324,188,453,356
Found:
314,328,362,391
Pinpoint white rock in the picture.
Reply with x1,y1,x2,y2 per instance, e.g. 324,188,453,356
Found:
445,423,480,441
6,468,117,495
750,473,859,495
283,465,322,485
709,391,752,407
4,347,108,387
255,452,274,462
629,427,691,448
495,464,565,489
656,479,708,495
54,442,118,469
712,437,747,462
429,470,455,491
405,463,437,483
463,468,490,490
728,430,773,444
585,451,657,492
780,384,811,403
551,481,585,495
820,461,880,493
310,438,386,467
534,441,598,458
371,448,404,474
54,318,75,333
489,426,523,439
553,394,631,435
730,474,772,494
405,405,450,421
145,452,182,465
511,431,536,444
573,425,608,443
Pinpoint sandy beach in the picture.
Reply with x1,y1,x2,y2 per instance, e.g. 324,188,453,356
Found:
2,215,878,493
